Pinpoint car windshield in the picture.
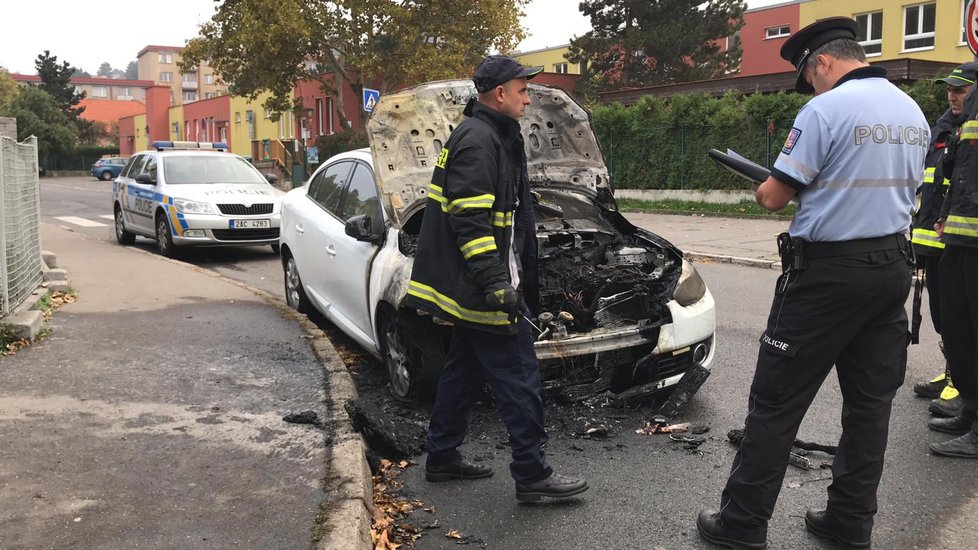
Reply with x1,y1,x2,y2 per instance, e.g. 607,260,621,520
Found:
162,155,267,185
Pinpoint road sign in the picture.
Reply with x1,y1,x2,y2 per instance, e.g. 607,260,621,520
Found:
967,0,978,56
363,88,380,113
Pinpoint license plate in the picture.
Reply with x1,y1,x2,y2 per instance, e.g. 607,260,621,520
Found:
229,219,270,229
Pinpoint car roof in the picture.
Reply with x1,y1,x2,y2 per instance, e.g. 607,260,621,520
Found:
321,147,372,167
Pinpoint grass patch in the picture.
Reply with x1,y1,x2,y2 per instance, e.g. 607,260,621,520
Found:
618,198,796,218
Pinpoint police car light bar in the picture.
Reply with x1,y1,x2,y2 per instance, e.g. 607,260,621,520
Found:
152,141,229,151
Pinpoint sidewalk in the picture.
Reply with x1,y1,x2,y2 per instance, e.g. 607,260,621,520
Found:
625,211,790,269
0,225,360,549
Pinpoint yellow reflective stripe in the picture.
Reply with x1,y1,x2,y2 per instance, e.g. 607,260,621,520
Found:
407,281,510,326
427,183,446,204
448,194,495,212
942,178,950,187
492,211,513,227
961,120,978,140
460,236,497,259
911,228,945,249
436,148,449,169
923,167,935,184
945,215,978,237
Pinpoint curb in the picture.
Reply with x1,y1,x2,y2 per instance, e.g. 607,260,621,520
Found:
685,250,780,270
1,250,69,340
38,230,373,550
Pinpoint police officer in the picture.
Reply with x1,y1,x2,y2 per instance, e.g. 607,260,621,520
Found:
911,64,978,419
406,55,588,500
929,71,978,458
696,18,926,549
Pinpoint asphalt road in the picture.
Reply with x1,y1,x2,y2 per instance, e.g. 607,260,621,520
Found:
41,176,976,549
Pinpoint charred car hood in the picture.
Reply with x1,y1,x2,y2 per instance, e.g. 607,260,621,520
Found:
367,79,611,227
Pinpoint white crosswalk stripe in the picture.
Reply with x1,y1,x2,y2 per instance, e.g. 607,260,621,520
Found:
99,215,114,220
54,216,109,228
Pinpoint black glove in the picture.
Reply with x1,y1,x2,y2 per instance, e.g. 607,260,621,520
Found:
485,282,520,322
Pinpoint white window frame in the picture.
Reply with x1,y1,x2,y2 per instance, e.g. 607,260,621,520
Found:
159,72,173,82
181,73,196,83
158,52,172,64
855,11,883,57
183,90,198,102
327,97,334,135
903,2,936,52
764,25,791,39
205,92,214,99
118,86,131,99
91,85,108,98
204,74,214,85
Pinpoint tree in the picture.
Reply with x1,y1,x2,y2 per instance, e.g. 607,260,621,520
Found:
0,86,78,160
125,61,138,80
97,62,113,77
181,0,528,130
568,0,746,100
0,68,20,112
35,50,86,118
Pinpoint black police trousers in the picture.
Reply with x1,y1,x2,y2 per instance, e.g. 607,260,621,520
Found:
425,310,553,484
939,245,978,429
720,250,912,541
921,254,943,334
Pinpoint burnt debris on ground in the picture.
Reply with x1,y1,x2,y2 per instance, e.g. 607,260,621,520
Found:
727,427,837,470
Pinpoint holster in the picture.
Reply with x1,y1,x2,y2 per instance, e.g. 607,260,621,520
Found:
776,232,805,273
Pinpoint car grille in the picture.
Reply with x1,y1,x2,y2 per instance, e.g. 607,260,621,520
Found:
211,228,280,241
217,203,274,215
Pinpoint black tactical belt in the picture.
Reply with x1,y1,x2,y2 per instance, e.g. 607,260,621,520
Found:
802,233,907,258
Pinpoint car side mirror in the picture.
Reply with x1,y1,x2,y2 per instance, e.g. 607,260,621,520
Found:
265,173,279,184
135,173,156,185
344,214,382,243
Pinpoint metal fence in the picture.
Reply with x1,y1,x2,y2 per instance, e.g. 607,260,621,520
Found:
1,136,43,317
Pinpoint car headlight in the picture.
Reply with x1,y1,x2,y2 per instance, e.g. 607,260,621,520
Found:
173,198,215,214
673,259,707,306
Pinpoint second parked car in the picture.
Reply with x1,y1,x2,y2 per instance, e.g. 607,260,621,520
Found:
112,141,285,257
91,157,127,181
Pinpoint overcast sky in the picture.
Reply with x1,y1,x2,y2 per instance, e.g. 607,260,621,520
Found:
2,0,785,76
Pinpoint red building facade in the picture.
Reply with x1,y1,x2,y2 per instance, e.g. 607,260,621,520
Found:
738,1,801,77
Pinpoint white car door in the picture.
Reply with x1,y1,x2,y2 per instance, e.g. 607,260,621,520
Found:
292,161,353,317
322,162,383,346
118,154,156,235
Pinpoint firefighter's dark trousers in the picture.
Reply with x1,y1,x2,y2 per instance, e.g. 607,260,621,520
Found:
921,253,943,334
426,311,553,483
939,245,978,427
719,250,912,541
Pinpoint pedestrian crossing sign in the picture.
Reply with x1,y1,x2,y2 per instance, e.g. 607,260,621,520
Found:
363,88,380,113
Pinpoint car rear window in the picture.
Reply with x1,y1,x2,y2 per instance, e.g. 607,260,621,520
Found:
163,155,267,185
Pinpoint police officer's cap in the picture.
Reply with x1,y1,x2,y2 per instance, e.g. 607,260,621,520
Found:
780,17,859,94
935,62,978,88
473,55,543,93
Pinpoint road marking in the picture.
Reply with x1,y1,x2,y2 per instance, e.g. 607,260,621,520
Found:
99,215,114,220
54,216,108,228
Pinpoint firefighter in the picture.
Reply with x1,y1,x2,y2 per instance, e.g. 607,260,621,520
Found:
406,55,588,500
929,69,978,458
696,18,926,549
912,63,978,420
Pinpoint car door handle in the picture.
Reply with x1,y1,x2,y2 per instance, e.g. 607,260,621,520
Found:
295,224,305,234
325,244,336,256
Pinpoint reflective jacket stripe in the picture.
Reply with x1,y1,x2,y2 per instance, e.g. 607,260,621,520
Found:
448,194,495,212
428,183,446,205
945,215,978,237
492,211,513,227
460,236,497,259
923,167,935,183
911,228,946,249
407,281,509,325
961,120,978,141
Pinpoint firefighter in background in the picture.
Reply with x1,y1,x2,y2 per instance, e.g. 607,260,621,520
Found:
911,63,978,420
930,68,978,458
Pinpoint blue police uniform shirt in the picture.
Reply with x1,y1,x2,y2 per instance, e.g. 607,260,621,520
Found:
771,66,928,242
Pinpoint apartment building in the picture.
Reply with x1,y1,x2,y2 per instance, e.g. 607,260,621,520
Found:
514,44,582,75
8,73,154,102
136,45,227,106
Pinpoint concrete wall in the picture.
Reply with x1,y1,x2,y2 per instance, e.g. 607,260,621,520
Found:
0,117,16,139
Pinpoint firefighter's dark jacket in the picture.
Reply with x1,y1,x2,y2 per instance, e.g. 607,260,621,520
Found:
941,89,978,247
406,99,528,334
912,109,960,255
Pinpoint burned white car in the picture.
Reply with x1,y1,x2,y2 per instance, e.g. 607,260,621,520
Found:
279,80,716,402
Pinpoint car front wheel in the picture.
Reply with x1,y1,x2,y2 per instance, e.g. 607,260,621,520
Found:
283,254,311,313
155,213,177,258
114,206,135,245
378,305,419,401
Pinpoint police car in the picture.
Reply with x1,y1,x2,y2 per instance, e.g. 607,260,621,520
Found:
112,141,286,257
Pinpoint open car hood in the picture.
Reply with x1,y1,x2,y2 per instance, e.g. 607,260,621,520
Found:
367,79,611,227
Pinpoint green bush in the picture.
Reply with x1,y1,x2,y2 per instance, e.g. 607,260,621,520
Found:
592,77,943,190
44,145,121,171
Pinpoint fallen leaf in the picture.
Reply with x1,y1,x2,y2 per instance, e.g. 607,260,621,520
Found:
446,529,463,540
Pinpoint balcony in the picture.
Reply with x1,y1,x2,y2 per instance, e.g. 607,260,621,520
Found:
181,81,199,90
